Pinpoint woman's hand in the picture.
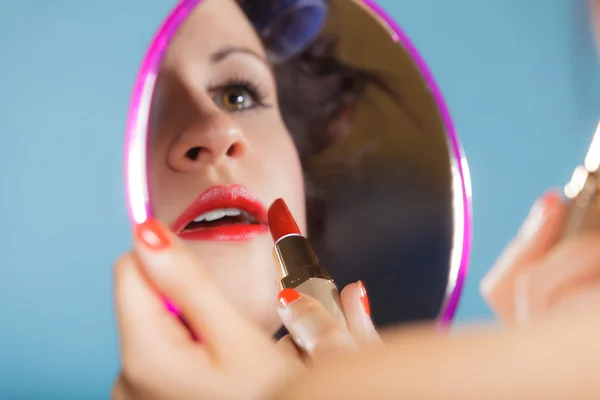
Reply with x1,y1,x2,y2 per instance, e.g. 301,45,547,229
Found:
112,218,298,400
112,218,379,399
276,281,379,363
481,191,600,325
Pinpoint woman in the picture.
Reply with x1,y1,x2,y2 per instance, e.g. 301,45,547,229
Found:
115,0,600,397
113,0,385,398
145,0,396,335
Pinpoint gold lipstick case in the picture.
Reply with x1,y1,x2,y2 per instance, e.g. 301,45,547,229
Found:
560,121,600,239
273,234,347,326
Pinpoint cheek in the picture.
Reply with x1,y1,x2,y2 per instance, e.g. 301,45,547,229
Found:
148,137,167,209
147,128,189,222
281,139,306,231
253,126,306,231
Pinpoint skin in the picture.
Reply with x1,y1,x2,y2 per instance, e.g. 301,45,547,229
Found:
591,0,600,54
482,191,600,324
113,1,379,398
114,219,600,400
273,314,600,400
481,0,600,328
114,2,600,397
272,190,600,400
147,0,306,332
112,220,379,399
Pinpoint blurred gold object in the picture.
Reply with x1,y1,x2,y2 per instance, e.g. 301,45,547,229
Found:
561,121,600,238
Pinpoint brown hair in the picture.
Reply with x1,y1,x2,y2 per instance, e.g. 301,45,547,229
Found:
237,1,397,239
238,1,451,330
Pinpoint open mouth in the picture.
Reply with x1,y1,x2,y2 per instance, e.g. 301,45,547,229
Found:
171,184,269,241
181,207,260,232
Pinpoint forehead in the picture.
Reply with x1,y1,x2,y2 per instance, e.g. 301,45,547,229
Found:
163,0,265,67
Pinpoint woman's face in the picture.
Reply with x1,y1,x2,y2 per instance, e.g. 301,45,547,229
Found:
148,0,306,333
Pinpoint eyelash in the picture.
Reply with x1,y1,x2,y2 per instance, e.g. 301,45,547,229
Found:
210,77,271,111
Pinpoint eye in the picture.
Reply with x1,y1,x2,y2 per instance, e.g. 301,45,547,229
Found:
215,84,258,112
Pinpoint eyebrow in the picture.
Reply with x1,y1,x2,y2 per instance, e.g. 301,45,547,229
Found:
210,46,269,67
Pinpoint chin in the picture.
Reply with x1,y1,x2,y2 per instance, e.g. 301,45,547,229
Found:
203,250,280,323
242,300,281,334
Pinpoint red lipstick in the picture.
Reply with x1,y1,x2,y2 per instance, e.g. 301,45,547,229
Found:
268,198,301,241
172,184,268,241
268,198,346,326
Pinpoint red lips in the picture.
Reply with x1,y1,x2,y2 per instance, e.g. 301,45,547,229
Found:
171,184,268,241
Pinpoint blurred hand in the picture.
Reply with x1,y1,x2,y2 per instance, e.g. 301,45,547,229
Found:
112,218,379,400
481,191,600,325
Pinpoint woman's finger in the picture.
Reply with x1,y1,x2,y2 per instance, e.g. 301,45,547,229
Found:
480,191,566,324
114,253,189,393
514,233,600,321
553,281,600,316
114,253,183,362
276,334,303,360
276,335,311,370
132,218,265,358
277,289,358,362
339,282,380,346
590,0,600,56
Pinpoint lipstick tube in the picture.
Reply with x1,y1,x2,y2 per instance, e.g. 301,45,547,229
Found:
273,234,347,325
560,120,600,239
269,199,347,326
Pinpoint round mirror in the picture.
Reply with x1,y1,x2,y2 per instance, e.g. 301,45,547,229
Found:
124,0,472,332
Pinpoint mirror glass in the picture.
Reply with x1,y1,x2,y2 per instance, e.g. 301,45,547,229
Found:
125,0,472,332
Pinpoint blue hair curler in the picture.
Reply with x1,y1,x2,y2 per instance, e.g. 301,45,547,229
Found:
251,0,328,63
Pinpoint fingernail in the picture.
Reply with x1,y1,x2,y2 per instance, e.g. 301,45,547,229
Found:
358,281,371,316
135,218,171,251
278,288,301,307
519,191,559,241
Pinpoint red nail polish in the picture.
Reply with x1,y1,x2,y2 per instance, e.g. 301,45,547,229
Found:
540,190,560,209
278,288,301,306
135,218,171,250
358,281,371,316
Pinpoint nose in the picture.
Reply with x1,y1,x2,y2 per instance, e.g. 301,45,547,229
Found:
167,110,249,172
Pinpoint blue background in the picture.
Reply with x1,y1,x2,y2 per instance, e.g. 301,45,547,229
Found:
1,0,599,398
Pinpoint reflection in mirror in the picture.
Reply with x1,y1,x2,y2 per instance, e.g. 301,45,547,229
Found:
125,0,472,335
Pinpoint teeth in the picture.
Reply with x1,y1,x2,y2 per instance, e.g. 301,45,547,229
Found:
193,208,242,223
225,208,242,217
